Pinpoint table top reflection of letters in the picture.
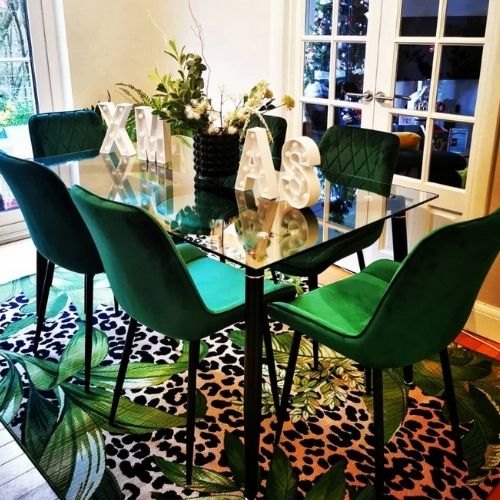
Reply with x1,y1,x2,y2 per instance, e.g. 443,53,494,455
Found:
38,152,439,271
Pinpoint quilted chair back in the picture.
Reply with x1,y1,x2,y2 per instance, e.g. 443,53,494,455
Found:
29,109,106,158
0,152,103,274
319,125,400,196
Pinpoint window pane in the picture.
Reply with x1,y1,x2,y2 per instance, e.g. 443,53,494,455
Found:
394,44,434,111
333,105,362,127
392,114,425,180
303,103,328,143
305,0,332,35
0,1,35,127
304,42,331,97
436,46,482,116
0,61,35,125
337,0,369,36
336,42,365,102
444,0,489,37
429,119,471,188
400,0,438,36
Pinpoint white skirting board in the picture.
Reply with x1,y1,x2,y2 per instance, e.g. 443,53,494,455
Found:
465,301,500,343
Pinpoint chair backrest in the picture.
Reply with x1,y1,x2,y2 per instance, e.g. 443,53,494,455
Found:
248,115,287,171
361,209,500,368
0,153,103,274
319,125,400,196
69,185,210,340
29,109,106,159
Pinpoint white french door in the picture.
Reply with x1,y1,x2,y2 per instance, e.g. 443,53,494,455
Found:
0,0,71,244
284,0,499,267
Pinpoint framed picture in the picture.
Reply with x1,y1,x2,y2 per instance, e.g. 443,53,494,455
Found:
448,128,469,154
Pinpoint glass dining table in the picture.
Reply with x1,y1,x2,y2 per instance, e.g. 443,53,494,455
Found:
39,149,438,499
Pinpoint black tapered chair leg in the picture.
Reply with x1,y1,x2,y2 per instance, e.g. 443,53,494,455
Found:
109,317,138,425
33,261,55,356
271,269,279,284
274,331,302,446
440,347,463,459
84,274,94,393
403,365,414,386
365,366,372,396
372,368,385,500
36,251,49,315
186,339,200,485
356,250,366,270
307,274,321,371
114,297,119,314
262,314,280,412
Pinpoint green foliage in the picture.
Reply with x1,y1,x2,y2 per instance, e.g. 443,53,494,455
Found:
304,460,345,500
0,268,209,498
265,447,298,500
155,457,238,492
224,430,248,488
152,39,209,136
412,344,500,480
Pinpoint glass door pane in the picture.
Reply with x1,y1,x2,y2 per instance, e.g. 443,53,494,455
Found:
384,0,489,191
0,0,37,157
302,0,374,144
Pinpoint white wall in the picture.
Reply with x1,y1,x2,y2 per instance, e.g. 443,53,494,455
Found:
62,0,284,110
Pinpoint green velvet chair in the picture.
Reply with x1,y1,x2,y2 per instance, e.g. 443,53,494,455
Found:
28,109,108,315
29,109,105,159
69,185,296,483
0,152,105,392
268,209,500,499
273,125,400,368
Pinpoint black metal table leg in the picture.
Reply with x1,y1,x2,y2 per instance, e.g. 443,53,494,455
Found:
391,213,408,263
36,251,48,315
244,267,264,500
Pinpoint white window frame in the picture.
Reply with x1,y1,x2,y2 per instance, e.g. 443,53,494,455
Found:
26,0,73,112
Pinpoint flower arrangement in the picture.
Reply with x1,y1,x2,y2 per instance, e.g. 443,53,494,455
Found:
117,40,294,142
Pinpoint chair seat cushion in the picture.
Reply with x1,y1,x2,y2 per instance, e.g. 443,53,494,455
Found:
187,257,296,315
268,259,399,348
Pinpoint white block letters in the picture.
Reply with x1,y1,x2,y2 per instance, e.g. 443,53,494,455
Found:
98,102,136,156
280,136,321,208
135,106,172,164
235,127,280,199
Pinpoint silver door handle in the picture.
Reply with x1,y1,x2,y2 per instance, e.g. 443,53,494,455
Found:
375,91,411,103
345,90,374,102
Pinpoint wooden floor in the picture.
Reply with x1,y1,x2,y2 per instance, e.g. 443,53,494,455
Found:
0,421,59,499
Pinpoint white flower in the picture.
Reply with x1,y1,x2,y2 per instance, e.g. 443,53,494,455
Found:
207,123,220,135
185,105,201,120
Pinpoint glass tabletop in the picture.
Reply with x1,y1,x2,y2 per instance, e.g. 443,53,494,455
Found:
38,151,438,270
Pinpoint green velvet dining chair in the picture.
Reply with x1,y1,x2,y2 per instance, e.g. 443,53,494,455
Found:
28,109,110,316
29,109,106,159
273,125,400,369
0,152,106,393
268,209,500,499
69,185,296,484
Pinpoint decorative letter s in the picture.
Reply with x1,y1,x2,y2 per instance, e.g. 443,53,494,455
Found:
280,137,320,208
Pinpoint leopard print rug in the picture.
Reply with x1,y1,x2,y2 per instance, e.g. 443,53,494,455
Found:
0,272,498,499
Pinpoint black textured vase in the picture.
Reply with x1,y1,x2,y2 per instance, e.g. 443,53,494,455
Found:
193,131,240,177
